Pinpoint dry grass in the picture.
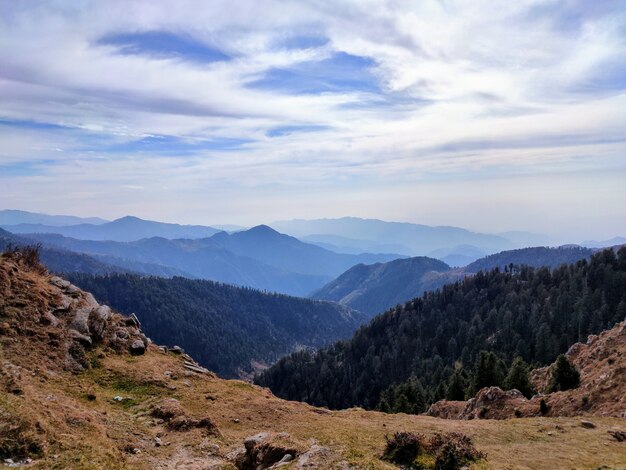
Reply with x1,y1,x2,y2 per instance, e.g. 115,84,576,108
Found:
3,348,620,469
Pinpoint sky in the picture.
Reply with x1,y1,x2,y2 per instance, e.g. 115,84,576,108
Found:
0,0,625,240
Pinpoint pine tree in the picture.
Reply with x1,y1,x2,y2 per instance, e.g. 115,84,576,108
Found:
547,354,580,392
445,370,466,401
470,351,503,394
504,357,534,398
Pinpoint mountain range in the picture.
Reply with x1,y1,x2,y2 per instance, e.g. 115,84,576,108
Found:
1,215,220,242
312,245,597,316
15,225,401,296
271,217,517,256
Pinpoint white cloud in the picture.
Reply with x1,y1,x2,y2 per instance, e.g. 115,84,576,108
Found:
0,0,625,238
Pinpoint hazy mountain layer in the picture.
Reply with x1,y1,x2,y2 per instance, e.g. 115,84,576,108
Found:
2,215,219,242
272,217,514,255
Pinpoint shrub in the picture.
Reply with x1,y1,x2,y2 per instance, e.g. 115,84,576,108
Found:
547,355,580,392
382,432,423,466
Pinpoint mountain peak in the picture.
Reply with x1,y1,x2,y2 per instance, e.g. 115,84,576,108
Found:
246,224,281,236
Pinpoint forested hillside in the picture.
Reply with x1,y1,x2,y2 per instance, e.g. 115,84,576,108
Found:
311,257,456,316
256,248,626,412
67,273,367,378
465,245,594,273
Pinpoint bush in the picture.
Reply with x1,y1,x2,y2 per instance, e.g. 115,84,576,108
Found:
382,431,486,469
382,432,423,466
547,354,580,392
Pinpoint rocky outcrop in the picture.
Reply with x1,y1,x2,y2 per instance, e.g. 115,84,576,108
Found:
428,320,626,420
46,276,150,371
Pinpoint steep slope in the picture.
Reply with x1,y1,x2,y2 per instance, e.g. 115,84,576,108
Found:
311,257,457,316
1,248,624,470
465,246,594,273
272,217,514,255
428,321,626,420
3,215,219,242
67,273,367,378
257,248,626,411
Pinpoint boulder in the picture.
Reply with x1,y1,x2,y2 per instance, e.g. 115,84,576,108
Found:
236,432,300,470
129,339,146,355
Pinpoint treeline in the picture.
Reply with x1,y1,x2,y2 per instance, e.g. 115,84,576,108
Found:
67,273,366,378
255,248,626,412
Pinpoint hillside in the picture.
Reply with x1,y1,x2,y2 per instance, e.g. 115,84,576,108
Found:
311,257,457,316
66,273,367,378
464,246,594,273
257,248,626,412
2,215,219,242
1,249,624,469
313,245,595,317
428,320,626,420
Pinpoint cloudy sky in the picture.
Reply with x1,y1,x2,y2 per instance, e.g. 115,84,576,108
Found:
0,0,625,240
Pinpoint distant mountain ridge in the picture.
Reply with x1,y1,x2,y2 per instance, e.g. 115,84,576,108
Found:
2,215,220,242
272,217,514,256
0,227,190,277
19,226,401,296
0,209,108,226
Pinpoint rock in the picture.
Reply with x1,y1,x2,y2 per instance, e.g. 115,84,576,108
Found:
42,311,60,327
94,305,112,321
68,329,92,347
70,306,92,336
170,345,184,355
0,322,11,335
608,429,626,441
580,420,596,429
151,398,185,420
236,432,300,470
125,313,141,327
154,437,162,447
460,387,530,420
129,339,146,356
50,276,70,289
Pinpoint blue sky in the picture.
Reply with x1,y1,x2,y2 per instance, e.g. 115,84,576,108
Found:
0,0,625,240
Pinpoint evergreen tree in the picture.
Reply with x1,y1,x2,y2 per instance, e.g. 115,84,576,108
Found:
547,354,580,392
445,370,467,401
504,357,534,398
470,351,504,394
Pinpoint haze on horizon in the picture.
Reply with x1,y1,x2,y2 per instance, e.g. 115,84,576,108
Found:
1,1,625,240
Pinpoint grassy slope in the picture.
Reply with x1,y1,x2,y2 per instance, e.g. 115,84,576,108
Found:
1,347,624,469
